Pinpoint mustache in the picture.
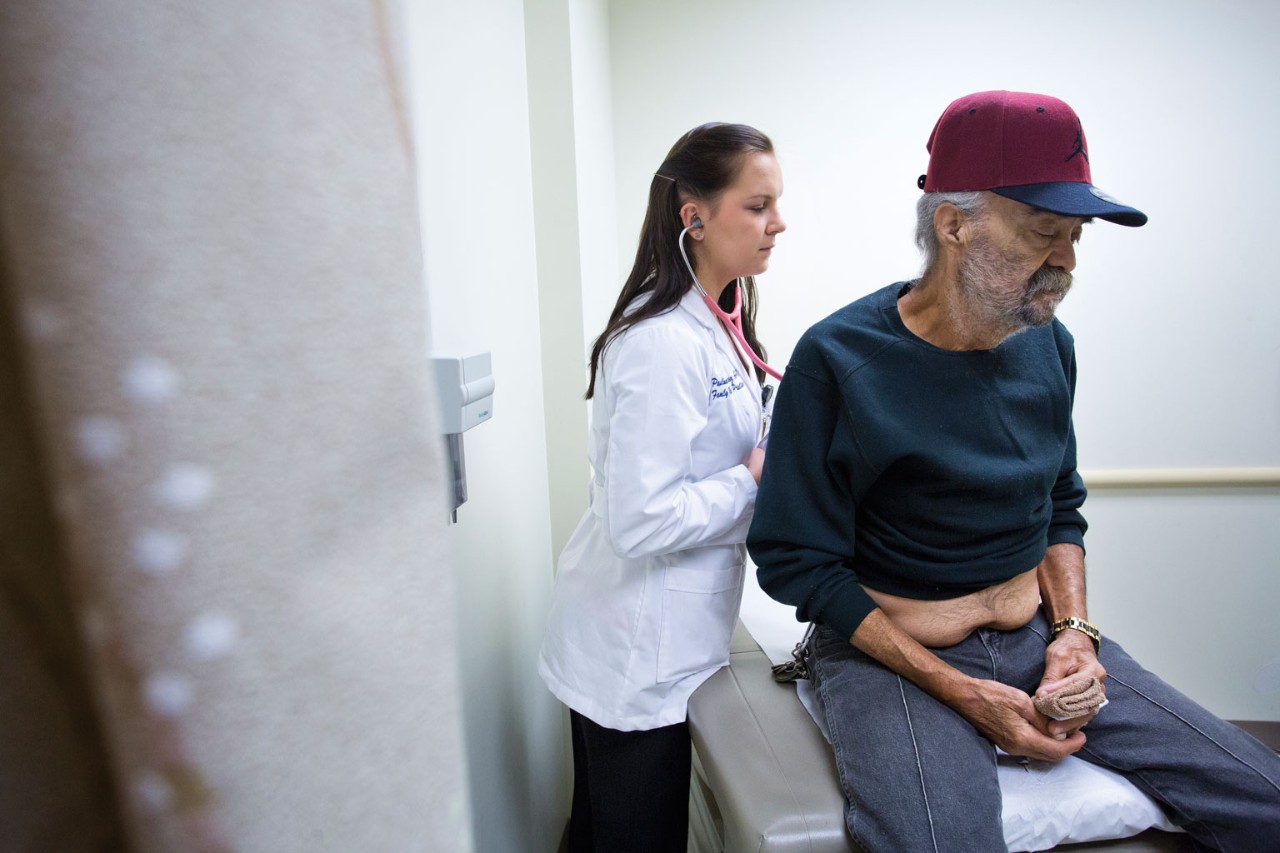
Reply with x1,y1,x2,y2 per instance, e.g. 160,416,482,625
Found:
1027,265,1072,296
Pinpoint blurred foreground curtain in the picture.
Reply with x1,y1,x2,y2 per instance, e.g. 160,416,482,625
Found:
0,1,472,851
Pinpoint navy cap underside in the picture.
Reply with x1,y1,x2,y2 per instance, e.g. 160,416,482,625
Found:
992,183,1148,227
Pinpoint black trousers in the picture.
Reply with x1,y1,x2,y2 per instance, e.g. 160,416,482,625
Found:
567,709,691,853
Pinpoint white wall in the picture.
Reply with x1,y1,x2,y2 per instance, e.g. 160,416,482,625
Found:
607,0,1280,720
525,0,619,560
525,0,592,568
568,0,623,383
404,2,568,851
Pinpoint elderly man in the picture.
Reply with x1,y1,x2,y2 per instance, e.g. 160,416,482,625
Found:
748,90,1280,852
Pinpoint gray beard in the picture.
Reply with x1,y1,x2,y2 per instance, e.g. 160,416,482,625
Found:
959,244,1073,333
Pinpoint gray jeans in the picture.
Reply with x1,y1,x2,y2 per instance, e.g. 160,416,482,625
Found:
810,610,1280,852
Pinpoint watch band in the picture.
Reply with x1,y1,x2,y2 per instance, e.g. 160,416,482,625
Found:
1051,616,1101,652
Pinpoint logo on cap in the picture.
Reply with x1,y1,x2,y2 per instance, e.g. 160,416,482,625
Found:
1066,126,1089,163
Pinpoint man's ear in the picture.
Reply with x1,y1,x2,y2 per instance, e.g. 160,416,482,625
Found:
933,202,970,249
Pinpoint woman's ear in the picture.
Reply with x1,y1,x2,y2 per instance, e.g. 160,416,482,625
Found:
680,202,705,236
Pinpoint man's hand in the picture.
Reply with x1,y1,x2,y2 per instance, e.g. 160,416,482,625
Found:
1035,542,1106,739
955,676,1087,761
1036,628,1106,739
851,609,1090,762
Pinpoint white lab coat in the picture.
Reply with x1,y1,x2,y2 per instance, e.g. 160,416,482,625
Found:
538,286,767,731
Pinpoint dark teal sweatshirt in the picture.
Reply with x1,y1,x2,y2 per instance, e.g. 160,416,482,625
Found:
748,282,1088,640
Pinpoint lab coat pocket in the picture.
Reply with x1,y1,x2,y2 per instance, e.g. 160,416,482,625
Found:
655,558,745,684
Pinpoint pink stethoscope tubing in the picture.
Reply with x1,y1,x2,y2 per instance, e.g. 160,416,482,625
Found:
678,225,783,381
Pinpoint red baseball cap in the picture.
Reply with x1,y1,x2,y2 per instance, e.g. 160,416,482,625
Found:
919,90,1147,227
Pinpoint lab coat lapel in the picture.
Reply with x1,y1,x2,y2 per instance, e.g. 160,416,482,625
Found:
678,287,762,405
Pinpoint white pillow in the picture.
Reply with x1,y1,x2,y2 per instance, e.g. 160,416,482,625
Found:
739,577,1180,852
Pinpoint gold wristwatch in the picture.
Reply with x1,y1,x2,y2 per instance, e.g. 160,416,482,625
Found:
1051,616,1101,652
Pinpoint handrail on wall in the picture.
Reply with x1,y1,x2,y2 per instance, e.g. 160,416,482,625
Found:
1079,467,1280,489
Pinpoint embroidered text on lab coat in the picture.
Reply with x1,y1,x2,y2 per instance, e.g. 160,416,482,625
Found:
709,373,745,403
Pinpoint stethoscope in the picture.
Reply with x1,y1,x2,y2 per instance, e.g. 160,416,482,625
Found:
678,222,783,381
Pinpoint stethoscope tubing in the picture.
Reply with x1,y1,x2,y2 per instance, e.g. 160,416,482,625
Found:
678,225,783,381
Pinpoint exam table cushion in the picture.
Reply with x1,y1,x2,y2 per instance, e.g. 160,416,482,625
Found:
687,615,1191,852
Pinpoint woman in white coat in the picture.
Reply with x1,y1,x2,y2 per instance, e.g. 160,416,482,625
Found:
538,123,786,852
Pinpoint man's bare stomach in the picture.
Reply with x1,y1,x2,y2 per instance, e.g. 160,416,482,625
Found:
863,567,1041,648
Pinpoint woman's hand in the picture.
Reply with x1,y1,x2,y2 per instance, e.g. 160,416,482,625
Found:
746,447,765,484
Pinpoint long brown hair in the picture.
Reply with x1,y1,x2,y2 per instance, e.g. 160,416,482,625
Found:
586,122,773,398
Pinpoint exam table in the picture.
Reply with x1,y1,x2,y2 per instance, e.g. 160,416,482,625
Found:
687,620,1194,853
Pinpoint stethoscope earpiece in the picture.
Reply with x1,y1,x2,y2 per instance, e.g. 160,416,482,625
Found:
692,216,704,229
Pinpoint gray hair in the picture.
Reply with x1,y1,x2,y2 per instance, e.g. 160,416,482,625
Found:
915,191,987,272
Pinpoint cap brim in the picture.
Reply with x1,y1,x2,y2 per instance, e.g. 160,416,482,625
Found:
992,183,1148,227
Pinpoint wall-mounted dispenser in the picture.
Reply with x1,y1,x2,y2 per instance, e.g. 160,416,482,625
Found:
431,352,495,522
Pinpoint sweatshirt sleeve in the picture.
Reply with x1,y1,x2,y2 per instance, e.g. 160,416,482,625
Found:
747,353,878,640
1048,328,1088,550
